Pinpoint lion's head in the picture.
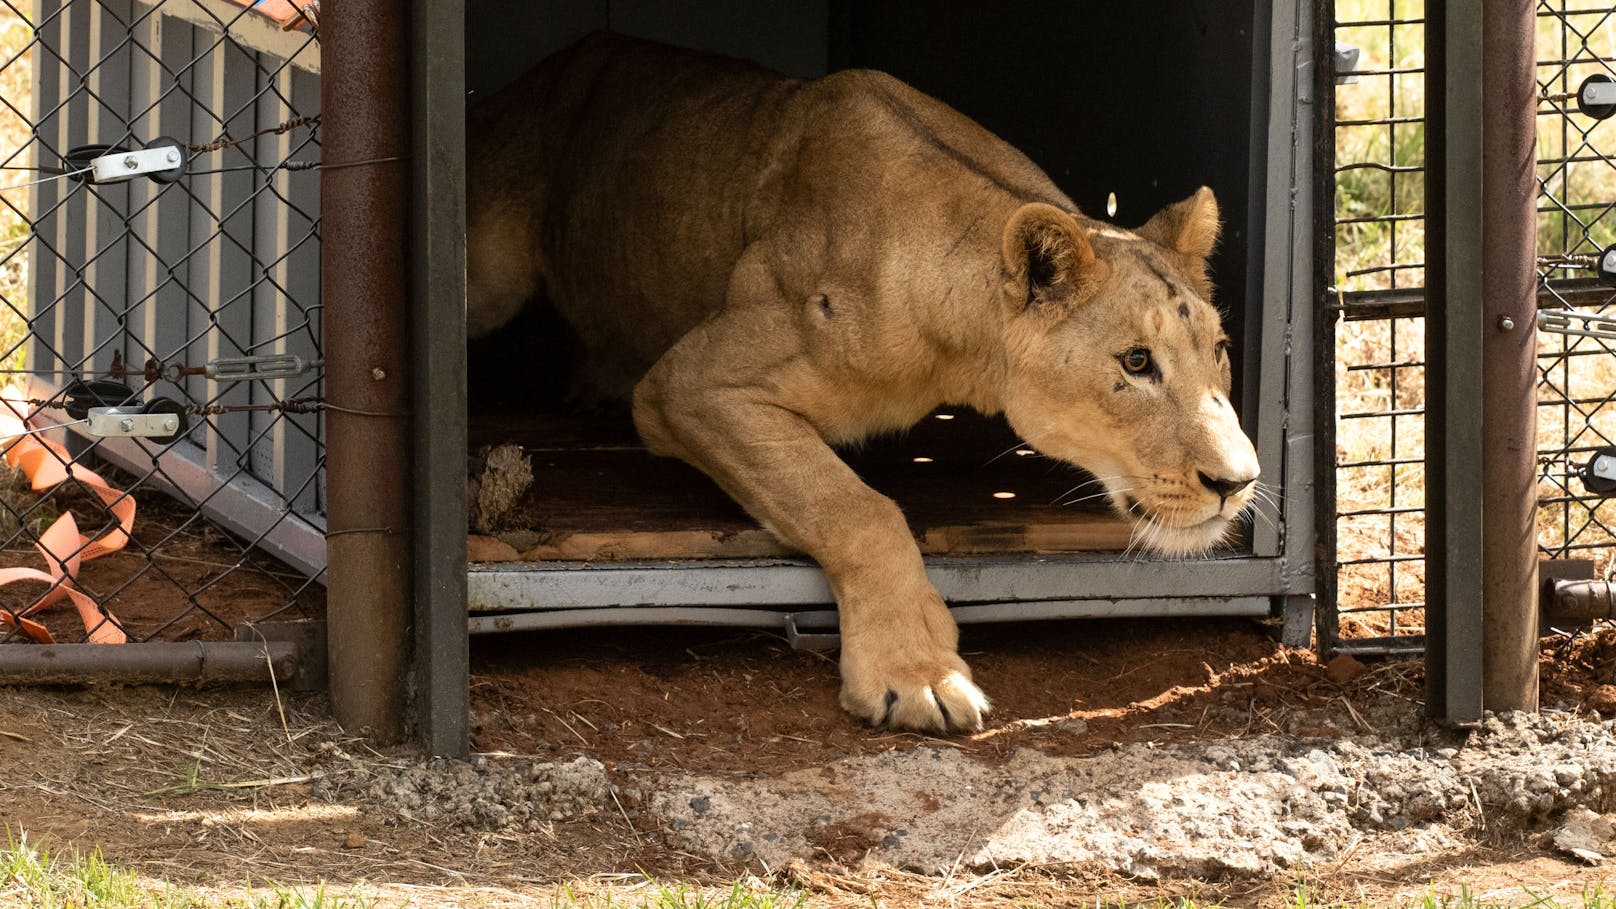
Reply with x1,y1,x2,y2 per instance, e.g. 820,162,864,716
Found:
996,188,1260,556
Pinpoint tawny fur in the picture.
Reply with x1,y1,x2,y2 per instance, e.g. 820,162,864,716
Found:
466,33,1260,735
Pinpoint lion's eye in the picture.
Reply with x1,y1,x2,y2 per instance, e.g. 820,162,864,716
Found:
1120,347,1153,375
1214,340,1230,360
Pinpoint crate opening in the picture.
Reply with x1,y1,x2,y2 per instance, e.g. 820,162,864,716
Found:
463,1,1262,564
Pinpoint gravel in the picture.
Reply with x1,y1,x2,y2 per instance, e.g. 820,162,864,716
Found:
315,710,1616,880
317,753,609,832
637,711,1616,879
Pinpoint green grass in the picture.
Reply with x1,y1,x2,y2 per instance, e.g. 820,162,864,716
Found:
6,833,1616,909
0,831,374,909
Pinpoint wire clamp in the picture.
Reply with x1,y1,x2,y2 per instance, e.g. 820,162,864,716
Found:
86,398,188,444
85,137,186,185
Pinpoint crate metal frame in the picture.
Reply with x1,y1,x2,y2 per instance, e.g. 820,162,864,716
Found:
447,0,1321,641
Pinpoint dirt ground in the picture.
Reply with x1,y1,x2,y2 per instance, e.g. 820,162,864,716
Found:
6,618,1616,906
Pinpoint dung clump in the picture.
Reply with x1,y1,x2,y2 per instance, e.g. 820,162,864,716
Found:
468,443,533,533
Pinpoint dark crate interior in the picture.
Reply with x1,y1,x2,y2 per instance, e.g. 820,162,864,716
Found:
464,0,1261,562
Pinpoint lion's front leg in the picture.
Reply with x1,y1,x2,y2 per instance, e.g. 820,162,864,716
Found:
831,563,990,733
633,316,990,734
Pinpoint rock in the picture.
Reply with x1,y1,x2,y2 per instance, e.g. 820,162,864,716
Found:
343,830,366,849
1325,653,1368,685
1554,807,1616,864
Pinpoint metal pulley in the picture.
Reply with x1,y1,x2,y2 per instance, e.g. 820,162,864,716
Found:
1582,445,1616,496
1580,73,1616,121
1599,243,1616,286
62,136,186,185
63,144,125,182
61,378,136,419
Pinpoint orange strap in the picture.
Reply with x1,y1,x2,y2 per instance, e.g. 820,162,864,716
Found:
0,387,132,644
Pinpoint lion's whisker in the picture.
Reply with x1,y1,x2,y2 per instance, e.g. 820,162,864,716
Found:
1059,490,1125,508
1049,475,1129,506
983,440,1034,467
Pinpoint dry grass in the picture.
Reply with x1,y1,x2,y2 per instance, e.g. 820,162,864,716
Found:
0,9,30,373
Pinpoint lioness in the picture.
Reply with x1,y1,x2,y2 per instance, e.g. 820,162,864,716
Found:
466,33,1261,734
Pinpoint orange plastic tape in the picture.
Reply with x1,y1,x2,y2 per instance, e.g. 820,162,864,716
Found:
0,387,132,644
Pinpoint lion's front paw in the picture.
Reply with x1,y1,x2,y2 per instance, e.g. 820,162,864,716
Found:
838,643,991,735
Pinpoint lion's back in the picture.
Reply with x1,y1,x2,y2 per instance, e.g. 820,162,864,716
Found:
466,34,1070,397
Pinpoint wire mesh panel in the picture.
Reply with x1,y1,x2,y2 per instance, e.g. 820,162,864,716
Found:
0,0,325,646
1534,3,1616,581
1330,0,1429,653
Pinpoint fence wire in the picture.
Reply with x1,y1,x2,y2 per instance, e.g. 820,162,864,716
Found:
0,0,325,646
1330,0,1616,654
1330,1,1429,654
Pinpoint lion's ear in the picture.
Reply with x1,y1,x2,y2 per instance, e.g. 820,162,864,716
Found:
1136,186,1220,262
1001,203,1109,316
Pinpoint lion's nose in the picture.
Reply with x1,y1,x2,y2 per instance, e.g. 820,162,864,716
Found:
1197,471,1255,498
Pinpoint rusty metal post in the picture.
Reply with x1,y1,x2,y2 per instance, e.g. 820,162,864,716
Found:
1481,0,1540,713
321,0,412,741
0,642,298,685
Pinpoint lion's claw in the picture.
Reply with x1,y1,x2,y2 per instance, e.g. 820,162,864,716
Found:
842,668,990,735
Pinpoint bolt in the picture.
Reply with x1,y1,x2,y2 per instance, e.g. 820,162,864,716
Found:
1498,315,1516,331
122,155,137,170
371,367,386,381
165,149,179,164
162,417,177,431
118,417,134,432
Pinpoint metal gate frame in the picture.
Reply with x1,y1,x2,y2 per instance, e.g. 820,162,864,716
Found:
433,0,1320,634
1317,0,1541,723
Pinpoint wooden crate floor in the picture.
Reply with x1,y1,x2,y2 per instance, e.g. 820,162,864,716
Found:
468,404,1133,561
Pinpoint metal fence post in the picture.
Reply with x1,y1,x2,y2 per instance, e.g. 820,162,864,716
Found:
321,0,413,741
1479,0,1540,713
1424,0,1486,724
410,0,470,757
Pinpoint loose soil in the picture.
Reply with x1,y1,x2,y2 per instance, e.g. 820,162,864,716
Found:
8,618,1616,907
0,476,323,644
469,620,1356,776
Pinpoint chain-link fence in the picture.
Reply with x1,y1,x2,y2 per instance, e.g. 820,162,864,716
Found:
0,0,326,647
1329,0,1616,654
1534,4,1616,583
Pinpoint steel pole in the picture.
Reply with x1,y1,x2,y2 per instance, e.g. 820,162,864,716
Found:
0,642,297,684
409,0,469,758
320,0,412,741
1480,0,1540,712
1425,0,1487,723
